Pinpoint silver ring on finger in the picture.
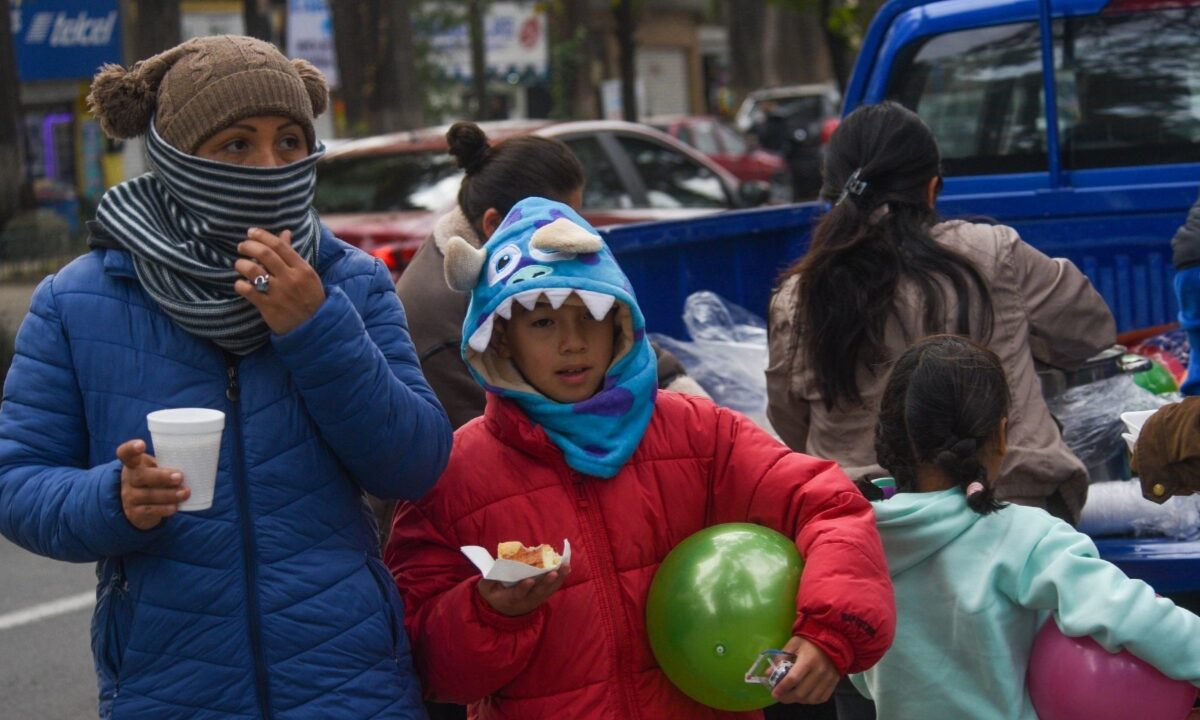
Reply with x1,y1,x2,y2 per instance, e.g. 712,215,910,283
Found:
253,274,271,294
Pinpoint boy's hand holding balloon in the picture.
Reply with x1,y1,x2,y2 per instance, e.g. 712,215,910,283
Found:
772,636,839,704
234,228,325,334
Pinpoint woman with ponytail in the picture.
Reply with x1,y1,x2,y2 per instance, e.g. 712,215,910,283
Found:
767,101,1115,526
0,36,450,719
850,335,1200,719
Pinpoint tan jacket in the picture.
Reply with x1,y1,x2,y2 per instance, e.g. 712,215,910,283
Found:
766,220,1116,522
396,208,485,430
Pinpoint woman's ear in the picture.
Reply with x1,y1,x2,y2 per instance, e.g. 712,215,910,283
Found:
926,176,942,209
481,207,504,239
995,417,1009,457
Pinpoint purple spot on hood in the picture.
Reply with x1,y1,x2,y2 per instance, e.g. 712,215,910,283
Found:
573,384,634,417
633,328,646,341
532,208,571,230
578,253,601,265
583,445,607,457
481,380,505,394
473,312,491,329
498,207,522,231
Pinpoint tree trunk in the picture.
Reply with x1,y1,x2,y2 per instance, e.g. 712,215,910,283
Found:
766,4,832,85
468,0,487,120
613,0,638,122
242,0,272,43
817,0,852,92
726,0,766,104
330,0,424,135
0,0,32,232
124,0,180,62
548,0,594,119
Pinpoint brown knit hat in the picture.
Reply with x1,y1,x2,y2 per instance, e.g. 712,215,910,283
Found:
87,35,328,154
1131,398,1200,503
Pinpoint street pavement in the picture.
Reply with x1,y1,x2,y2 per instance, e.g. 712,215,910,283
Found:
0,536,99,719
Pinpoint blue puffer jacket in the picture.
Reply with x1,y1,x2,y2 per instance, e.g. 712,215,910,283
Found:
0,226,452,719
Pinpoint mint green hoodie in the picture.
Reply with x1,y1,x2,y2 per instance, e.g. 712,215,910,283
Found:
850,488,1200,719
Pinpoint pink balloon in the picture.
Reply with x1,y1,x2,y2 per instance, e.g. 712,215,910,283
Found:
1027,620,1197,720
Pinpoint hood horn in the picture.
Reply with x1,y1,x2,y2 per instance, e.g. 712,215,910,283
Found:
444,236,488,292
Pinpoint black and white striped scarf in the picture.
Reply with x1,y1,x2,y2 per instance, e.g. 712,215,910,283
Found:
95,120,324,355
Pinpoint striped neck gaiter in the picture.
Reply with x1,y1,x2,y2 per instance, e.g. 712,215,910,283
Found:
95,120,324,355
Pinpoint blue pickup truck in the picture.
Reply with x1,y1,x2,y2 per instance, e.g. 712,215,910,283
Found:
601,0,1200,596
606,0,1200,340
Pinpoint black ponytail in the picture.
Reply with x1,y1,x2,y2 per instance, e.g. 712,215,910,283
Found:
871,334,1007,514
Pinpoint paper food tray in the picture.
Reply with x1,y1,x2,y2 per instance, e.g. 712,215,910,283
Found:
1120,409,1159,436
461,539,571,586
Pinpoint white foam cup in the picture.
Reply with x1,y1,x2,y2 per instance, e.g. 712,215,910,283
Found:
146,408,225,512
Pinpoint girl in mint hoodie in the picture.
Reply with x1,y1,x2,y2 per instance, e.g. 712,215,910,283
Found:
850,335,1200,719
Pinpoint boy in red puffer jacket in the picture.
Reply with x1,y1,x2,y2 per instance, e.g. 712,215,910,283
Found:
386,197,895,720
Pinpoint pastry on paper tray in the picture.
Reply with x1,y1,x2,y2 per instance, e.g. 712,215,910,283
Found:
497,541,562,569
460,538,571,585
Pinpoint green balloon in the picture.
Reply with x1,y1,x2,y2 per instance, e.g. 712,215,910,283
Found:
646,523,804,711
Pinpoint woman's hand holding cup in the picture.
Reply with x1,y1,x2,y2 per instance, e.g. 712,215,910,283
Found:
233,228,325,335
117,439,189,531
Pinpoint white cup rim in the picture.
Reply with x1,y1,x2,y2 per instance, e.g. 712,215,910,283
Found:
147,408,226,434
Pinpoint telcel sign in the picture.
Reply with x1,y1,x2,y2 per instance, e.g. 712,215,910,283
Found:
12,0,122,82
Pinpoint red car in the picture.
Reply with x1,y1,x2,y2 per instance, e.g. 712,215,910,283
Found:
647,114,789,198
313,119,767,278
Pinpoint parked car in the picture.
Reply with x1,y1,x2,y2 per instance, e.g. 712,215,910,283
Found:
733,83,841,199
646,115,790,201
733,82,841,136
313,119,767,277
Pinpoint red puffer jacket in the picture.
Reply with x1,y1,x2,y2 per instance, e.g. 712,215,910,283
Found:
387,391,895,720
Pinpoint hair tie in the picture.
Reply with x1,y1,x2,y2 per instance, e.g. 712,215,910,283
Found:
966,481,985,497
837,168,868,205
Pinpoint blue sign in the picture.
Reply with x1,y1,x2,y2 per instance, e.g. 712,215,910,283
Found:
12,0,122,82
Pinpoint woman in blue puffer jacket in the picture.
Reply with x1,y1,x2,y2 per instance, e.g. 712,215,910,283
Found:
0,35,451,719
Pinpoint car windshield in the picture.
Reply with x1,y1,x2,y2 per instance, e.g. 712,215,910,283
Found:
314,151,463,214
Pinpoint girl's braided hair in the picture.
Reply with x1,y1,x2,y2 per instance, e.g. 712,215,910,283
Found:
871,334,1009,514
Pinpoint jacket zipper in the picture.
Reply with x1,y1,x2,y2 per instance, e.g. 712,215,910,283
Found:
108,557,127,700
569,471,640,720
226,357,274,720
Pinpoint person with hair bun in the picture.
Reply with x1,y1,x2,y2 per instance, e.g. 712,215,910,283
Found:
397,122,587,429
850,334,1200,720
767,101,1115,527
0,35,450,719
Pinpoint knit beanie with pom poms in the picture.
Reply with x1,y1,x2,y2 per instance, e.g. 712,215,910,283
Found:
86,34,328,154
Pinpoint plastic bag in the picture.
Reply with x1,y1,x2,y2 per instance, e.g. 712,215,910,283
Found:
1078,480,1200,540
649,291,774,434
1046,375,1174,480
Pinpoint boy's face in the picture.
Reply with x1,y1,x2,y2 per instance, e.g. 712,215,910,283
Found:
495,299,616,403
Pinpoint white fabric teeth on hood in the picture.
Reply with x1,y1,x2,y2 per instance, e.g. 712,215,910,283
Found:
515,290,542,311
494,297,514,320
542,288,572,309
576,290,617,321
468,313,495,353
469,289,620,354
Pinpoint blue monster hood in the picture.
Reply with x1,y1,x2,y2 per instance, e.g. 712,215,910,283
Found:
447,196,657,478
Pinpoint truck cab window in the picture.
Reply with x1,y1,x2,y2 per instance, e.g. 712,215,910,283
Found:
886,22,1046,176
1055,7,1200,170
